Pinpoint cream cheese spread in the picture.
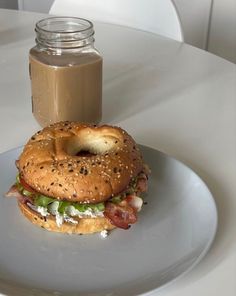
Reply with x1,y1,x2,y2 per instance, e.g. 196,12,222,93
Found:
27,201,104,227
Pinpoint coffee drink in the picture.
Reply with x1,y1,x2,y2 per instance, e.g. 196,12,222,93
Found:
29,17,102,127
30,50,102,127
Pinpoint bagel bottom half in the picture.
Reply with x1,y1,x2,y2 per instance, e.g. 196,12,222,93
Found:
18,202,115,234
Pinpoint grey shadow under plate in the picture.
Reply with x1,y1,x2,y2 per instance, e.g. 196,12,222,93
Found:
0,146,217,296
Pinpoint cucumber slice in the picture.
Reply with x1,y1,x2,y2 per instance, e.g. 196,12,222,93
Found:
35,195,54,207
16,174,20,184
111,196,121,204
22,189,32,197
58,201,70,214
94,202,105,211
73,203,87,212
16,183,24,192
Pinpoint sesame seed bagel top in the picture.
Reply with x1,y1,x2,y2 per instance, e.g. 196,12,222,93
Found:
18,122,144,203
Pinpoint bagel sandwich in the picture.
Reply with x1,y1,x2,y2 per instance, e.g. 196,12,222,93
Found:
5,122,150,235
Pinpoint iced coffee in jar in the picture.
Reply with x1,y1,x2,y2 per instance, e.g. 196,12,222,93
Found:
29,17,102,127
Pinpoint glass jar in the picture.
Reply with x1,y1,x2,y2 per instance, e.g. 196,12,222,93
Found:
29,17,102,127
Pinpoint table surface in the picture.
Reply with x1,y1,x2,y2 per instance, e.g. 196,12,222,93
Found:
0,8,235,296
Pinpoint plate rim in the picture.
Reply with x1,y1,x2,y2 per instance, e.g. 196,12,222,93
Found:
0,145,218,296
139,144,218,295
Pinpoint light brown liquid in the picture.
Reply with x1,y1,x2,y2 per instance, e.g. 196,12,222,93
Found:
29,50,102,127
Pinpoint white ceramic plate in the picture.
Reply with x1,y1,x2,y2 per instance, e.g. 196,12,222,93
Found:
0,146,217,296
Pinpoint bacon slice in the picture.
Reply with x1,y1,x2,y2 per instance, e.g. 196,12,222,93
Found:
5,185,22,198
5,184,33,204
143,164,151,176
136,173,148,193
104,202,137,229
124,195,143,212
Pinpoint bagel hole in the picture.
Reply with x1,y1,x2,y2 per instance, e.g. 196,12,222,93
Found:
76,150,96,157
66,135,119,156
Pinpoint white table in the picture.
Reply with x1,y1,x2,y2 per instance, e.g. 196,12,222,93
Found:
0,8,235,296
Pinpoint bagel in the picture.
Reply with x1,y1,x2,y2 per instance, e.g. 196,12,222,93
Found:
6,122,150,234
19,121,143,203
18,202,115,234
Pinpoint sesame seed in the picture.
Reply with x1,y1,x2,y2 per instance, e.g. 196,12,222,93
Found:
80,167,84,174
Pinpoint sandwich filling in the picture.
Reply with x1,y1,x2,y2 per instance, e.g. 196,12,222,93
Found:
6,171,148,229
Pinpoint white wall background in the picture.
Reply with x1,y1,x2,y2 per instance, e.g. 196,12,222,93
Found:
0,0,235,63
